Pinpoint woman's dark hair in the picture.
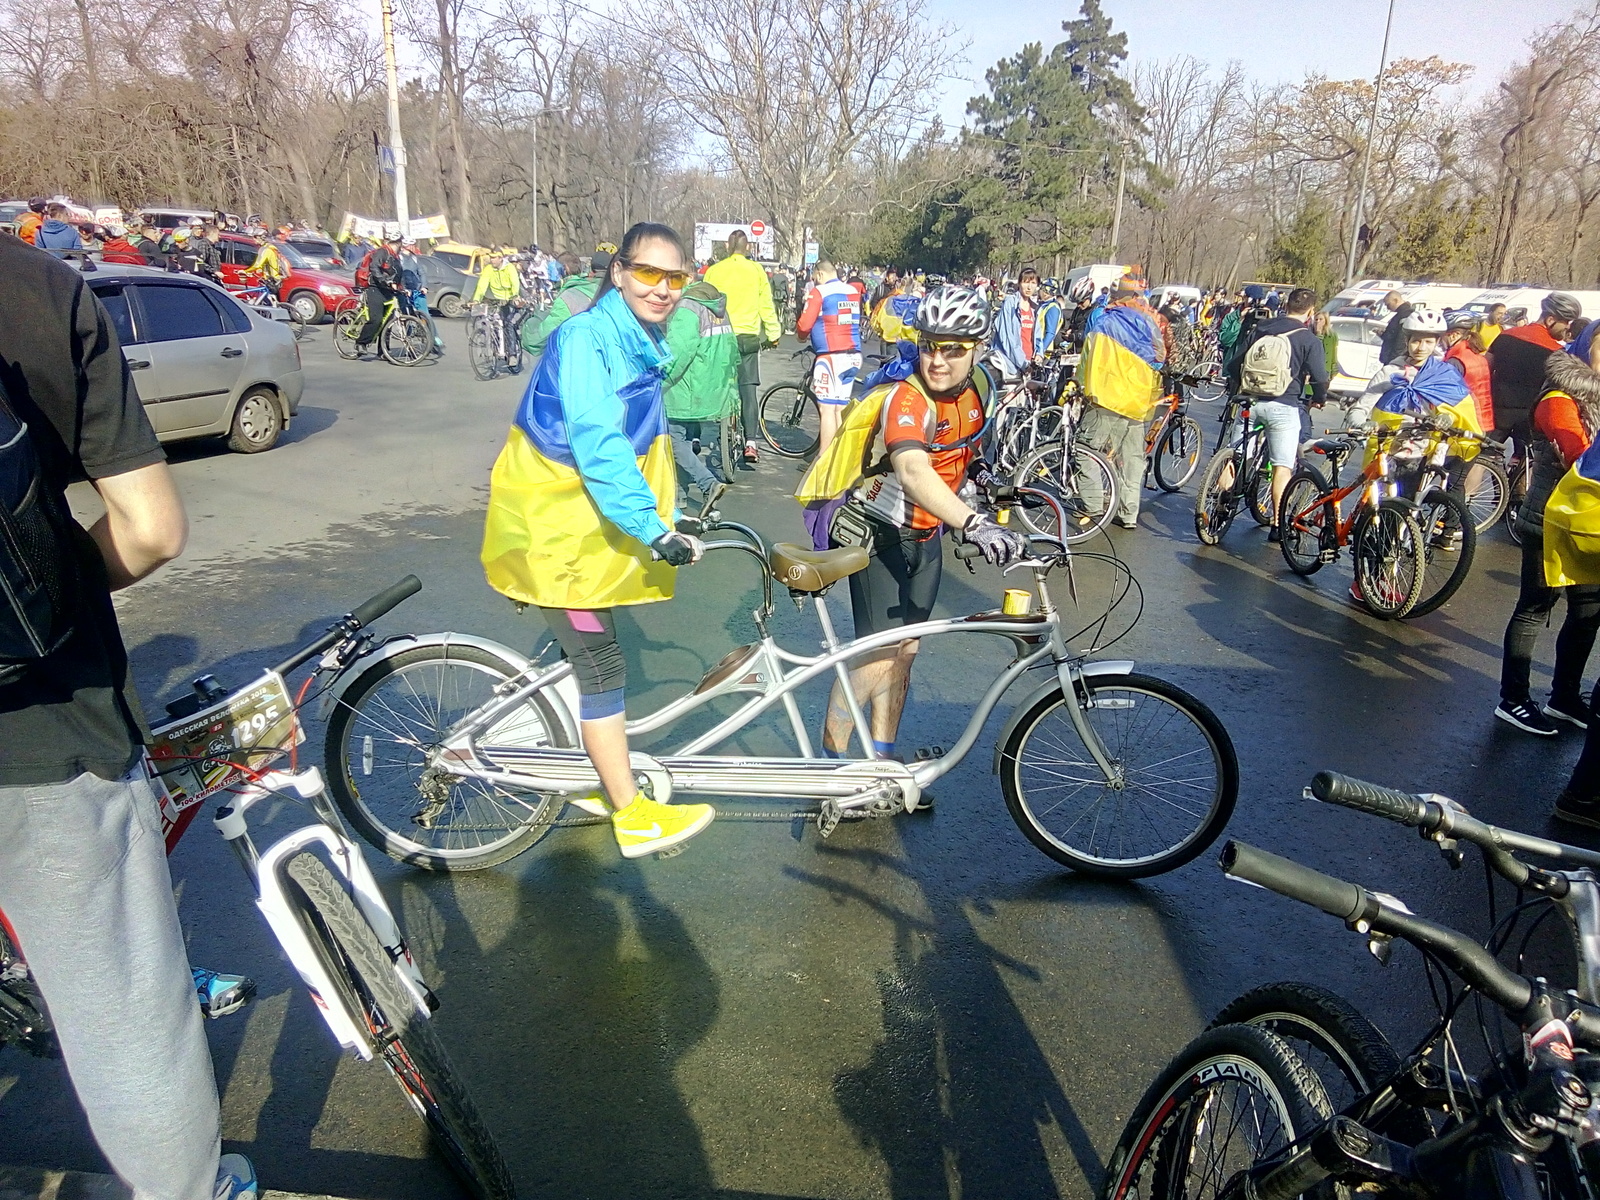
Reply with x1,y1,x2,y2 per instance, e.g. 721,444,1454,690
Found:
596,222,690,301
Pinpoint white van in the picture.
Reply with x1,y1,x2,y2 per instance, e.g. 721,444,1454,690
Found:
1063,263,1128,302
1461,287,1600,324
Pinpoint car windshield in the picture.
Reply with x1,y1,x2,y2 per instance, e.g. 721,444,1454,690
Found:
275,241,319,268
435,250,472,270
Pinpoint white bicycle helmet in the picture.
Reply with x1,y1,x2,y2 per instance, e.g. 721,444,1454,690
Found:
1401,307,1446,335
1068,275,1096,304
915,284,991,339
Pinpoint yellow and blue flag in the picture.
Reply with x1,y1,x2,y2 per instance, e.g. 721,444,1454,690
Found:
1545,434,1600,587
1079,305,1163,421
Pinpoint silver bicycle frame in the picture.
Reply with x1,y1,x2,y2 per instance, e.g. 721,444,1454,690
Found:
415,542,1131,813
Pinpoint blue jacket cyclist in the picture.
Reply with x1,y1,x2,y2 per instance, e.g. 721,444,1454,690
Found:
482,221,715,858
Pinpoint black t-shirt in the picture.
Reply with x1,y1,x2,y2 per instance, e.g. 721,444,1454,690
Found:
0,234,166,786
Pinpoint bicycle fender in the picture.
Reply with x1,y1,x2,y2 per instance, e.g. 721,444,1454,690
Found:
991,661,1134,774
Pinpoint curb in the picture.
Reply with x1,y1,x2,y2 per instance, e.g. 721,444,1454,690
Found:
0,1164,348,1200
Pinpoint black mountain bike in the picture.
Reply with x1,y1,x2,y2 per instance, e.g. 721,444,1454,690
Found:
1194,396,1275,544
1104,769,1600,1200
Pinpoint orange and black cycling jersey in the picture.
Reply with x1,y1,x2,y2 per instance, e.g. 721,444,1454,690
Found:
857,379,985,530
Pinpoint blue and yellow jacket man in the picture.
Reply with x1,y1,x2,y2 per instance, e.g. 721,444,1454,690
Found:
482,288,678,609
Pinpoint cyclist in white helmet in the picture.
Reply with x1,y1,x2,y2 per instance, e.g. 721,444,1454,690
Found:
1348,306,1447,425
820,285,1028,762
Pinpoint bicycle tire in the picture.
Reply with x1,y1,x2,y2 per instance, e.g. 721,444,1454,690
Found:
1246,462,1275,527
383,315,432,366
325,644,572,871
1277,466,1332,576
467,317,497,382
998,674,1239,879
1152,414,1203,492
1456,455,1509,534
1193,447,1238,545
758,382,819,458
1099,1023,1331,1200
720,411,738,483
1010,441,1118,543
503,326,524,376
283,853,516,1200
1352,499,1425,619
1407,488,1476,618
1506,456,1530,545
333,309,364,359
1212,981,1435,1146
1186,363,1225,403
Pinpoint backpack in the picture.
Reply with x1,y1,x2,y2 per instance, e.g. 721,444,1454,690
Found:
355,249,373,289
0,377,80,684
1239,332,1294,396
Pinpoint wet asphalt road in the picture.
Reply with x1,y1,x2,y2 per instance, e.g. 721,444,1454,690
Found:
2,322,1595,1199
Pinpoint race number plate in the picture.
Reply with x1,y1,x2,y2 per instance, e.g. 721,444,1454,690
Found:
145,671,304,826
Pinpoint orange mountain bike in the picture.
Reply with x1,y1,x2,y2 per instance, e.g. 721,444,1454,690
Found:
1275,428,1428,619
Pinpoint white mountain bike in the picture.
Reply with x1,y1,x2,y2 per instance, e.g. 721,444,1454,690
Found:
319,486,1240,880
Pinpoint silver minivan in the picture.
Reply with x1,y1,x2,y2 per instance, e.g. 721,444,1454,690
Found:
85,264,305,453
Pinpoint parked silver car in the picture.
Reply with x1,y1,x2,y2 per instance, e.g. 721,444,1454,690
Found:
85,262,304,453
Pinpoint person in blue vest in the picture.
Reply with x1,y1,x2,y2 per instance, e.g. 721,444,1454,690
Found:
481,222,716,859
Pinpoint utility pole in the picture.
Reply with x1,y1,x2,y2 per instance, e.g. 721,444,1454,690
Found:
1109,143,1129,261
379,0,410,230
1345,0,1397,287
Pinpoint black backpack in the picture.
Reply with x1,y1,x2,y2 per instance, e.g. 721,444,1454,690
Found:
0,375,79,685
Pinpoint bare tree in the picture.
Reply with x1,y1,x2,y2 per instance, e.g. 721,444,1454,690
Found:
653,0,959,263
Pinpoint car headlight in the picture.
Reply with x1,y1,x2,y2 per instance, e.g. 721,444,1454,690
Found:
318,284,349,296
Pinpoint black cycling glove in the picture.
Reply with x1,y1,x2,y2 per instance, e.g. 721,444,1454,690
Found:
650,531,704,566
960,514,1030,568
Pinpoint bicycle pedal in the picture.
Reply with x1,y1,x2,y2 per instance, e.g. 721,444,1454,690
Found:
912,746,945,761
655,843,687,860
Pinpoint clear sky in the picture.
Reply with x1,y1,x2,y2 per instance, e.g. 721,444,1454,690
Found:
928,0,1579,127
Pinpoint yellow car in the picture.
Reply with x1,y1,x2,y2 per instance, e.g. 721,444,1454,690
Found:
429,241,491,276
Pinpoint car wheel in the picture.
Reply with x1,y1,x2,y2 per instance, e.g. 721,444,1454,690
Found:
227,387,284,454
287,290,325,324
437,292,463,319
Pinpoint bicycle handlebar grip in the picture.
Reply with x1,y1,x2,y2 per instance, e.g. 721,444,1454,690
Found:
1220,841,1369,924
1310,771,1427,827
954,543,983,560
350,575,422,627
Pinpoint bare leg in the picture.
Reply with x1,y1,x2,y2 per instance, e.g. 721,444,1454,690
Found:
870,640,919,745
1270,463,1292,518
579,712,636,810
818,403,843,455
822,640,918,755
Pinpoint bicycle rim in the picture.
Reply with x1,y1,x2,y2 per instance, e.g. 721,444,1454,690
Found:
1011,442,1117,542
1103,1025,1330,1200
1353,502,1425,619
467,320,497,381
1407,489,1476,617
1459,457,1509,534
1000,675,1238,878
334,311,363,359
1278,469,1330,576
1154,415,1203,491
326,646,567,869
1193,449,1238,545
384,316,430,366
759,383,819,457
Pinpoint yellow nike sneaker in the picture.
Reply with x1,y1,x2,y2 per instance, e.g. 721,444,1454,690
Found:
611,793,715,859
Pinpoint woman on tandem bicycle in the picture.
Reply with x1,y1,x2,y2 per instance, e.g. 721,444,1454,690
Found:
481,222,716,859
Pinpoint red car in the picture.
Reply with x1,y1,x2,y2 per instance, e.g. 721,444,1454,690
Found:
217,233,358,324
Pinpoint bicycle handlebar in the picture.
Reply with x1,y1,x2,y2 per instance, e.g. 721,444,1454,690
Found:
1221,840,1536,1015
1311,770,1428,826
270,575,421,677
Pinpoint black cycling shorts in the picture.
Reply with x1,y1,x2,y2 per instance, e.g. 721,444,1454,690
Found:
839,518,943,640
539,607,626,719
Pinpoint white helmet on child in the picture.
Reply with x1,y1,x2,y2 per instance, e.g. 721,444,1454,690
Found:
1402,307,1446,335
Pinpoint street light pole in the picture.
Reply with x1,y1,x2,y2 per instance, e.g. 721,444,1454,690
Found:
1345,0,1397,287
379,0,410,230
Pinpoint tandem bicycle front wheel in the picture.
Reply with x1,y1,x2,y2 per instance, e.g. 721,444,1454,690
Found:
283,853,517,1200
998,673,1238,878
325,643,573,871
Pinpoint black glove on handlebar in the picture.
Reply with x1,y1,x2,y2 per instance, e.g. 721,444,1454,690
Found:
960,514,1030,568
650,531,704,566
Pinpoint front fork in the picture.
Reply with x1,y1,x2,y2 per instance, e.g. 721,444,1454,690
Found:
1056,659,1123,784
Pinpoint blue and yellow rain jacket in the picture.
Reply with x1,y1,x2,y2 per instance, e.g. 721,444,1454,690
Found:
481,288,678,609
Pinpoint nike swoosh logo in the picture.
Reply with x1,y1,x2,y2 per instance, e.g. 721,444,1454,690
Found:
623,823,662,838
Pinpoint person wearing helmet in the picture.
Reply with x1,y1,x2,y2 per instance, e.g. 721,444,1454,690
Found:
1064,275,1100,352
472,246,525,360
819,285,1028,761
1488,291,1582,452
1348,306,1446,425
354,229,406,357
1442,310,1493,431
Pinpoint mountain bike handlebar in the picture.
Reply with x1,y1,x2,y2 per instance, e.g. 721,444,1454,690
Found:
270,575,421,677
1221,840,1537,1016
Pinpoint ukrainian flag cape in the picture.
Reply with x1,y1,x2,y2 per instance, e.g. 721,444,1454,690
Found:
1079,303,1163,421
1545,427,1600,587
481,292,677,609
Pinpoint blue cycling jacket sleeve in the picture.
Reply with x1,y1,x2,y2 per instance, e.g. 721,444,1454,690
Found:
555,324,672,546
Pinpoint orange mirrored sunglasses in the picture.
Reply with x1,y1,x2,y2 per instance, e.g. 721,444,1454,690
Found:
622,260,692,290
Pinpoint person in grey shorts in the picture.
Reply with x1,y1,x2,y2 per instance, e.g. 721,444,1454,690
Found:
0,234,258,1200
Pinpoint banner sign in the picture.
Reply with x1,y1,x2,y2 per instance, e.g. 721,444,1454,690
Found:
340,212,451,241
694,221,777,263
